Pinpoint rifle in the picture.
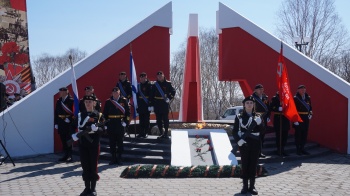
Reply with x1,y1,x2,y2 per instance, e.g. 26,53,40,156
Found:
239,116,260,141
67,119,109,146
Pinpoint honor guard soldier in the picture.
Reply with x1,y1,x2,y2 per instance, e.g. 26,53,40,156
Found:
79,86,101,113
116,71,132,101
293,85,312,155
54,87,74,162
270,91,290,156
136,72,152,138
251,84,270,158
103,87,130,165
74,95,106,196
150,71,176,139
233,96,262,195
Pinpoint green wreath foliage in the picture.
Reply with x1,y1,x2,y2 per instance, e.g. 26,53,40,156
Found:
120,164,268,178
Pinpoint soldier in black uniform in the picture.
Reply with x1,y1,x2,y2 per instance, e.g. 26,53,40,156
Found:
79,86,101,112
103,87,130,165
233,96,262,195
54,87,74,162
251,84,270,158
150,71,175,139
136,72,152,138
270,91,290,156
116,71,132,101
74,95,106,196
293,85,312,155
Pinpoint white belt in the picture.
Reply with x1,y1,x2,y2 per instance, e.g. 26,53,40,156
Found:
251,132,260,136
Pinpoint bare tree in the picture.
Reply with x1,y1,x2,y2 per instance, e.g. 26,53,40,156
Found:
32,48,87,87
276,0,349,64
170,42,186,112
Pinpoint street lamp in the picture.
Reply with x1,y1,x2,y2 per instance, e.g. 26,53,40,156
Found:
293,36,310,53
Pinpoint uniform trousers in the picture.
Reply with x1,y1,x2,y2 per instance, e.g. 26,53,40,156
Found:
79,137,100,181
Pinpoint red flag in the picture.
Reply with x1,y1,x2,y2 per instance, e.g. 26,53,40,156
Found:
277,43,302,122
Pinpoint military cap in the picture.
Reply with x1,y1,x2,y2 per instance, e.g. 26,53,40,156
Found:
112,87,120,92
242,95,255,103
297,85,306,89
139,72,147,77
84,86,93,90
157,71,164,75
83,95,96,101
254,84,264,89
119,71,126,75
59,87,68,91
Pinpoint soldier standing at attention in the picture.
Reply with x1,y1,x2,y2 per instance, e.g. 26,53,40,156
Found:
251,84,270,158
150,71,175,139
79,86,101,113
103,87,130,165
75,95,106,196
116,71,132,101
136,72,152,138
270,91,290,156
233,96,262,195
293,85,312,155
54,87,74,162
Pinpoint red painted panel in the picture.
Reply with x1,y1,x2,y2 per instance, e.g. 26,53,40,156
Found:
10,0,26,11
219,27,348,153
54,26,170,152
181,36,202,122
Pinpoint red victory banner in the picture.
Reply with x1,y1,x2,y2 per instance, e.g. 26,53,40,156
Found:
276,42,302,122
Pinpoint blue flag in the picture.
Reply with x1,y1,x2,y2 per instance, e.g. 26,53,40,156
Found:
130,52,138,118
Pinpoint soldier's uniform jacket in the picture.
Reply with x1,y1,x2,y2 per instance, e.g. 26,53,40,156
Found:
76,110,105,145
103,96,130,130
137,80,152,114
116,80,132,100
54,95,74,134
150,79,176,114
270,94,281,113
79,94,102,113
252,93,270,122
233,112,261,143
294,92,312,121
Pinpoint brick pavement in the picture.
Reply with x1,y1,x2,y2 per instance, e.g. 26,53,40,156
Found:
1,153,350,196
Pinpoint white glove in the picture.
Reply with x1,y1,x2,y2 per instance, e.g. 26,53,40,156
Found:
148,106,154,112
254,116,262,125
267,118,271,123
72,133,79,141
54,124,58,129
308,114,312,119
91,124,98,132
121,121,126,127
104,126,107,130
237,139,246,147
278,107,282,111
165,98,170,103
294,122,299,126
65,118,70,123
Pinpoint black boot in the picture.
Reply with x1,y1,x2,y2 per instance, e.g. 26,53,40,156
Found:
240,178,248,194
80,181,91,196
58,152,68,162
296,146,302,155
109,153,117,165
249,178,258,195
116,153,123,165
89,181,97,196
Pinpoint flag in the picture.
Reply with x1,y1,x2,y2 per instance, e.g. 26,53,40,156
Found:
70,62,79,117
130,52,138,119
277,42,302,122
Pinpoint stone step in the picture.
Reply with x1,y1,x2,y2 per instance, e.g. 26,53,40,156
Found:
73,131,332,165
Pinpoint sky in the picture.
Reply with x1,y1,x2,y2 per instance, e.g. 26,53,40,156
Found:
26,0,350,59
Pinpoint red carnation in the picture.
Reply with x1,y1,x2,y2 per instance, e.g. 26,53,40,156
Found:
207,139,211,144
208,146,213,151
195,135,199,138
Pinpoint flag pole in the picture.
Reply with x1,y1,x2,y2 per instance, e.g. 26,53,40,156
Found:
130,44,137,140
